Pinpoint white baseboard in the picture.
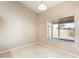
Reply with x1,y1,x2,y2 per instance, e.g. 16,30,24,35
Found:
10,42,37,51
0,42,37,53
39,42,79,58
0,42,79,57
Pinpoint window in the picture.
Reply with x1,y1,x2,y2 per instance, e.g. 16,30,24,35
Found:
48,16,75,42
52,23,59,39
48,23,52,39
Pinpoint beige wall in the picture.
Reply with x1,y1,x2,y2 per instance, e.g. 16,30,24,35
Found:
38,1,79,55
1,1,79,55
0,1,38,51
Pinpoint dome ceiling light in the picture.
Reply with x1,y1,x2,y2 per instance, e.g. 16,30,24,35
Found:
38,1,47,11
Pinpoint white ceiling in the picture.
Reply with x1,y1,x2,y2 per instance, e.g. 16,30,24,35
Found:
21,1,64,13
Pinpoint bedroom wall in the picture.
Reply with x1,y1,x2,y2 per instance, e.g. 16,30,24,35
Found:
0,1,38,51
38,1,79,55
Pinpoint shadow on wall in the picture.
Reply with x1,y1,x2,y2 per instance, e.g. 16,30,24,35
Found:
0,16,13,58
0,16,6,49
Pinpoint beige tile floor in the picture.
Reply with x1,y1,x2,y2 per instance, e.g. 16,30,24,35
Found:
0,44,77,58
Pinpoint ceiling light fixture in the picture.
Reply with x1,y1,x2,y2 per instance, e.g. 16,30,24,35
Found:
38,1,47,11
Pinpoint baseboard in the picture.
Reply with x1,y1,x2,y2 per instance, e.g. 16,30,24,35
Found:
10,42,37,51
39,42,79,58
0,42,78,57
0,42,37,53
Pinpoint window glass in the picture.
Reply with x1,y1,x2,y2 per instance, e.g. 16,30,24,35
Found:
52,24,59,39
48,23,52,39
47,16,75,42
59,23,75,41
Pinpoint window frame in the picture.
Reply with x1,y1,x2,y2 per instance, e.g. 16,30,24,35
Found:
47,16,75,42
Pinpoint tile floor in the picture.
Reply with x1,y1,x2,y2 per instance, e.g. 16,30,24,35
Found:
0,44,76,58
